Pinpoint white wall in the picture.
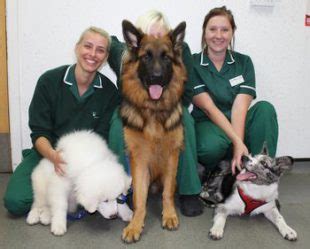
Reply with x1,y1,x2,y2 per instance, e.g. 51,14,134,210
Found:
7,0,310,170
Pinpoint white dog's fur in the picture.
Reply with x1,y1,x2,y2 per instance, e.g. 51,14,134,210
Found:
26,130,132,236
97,199,132,222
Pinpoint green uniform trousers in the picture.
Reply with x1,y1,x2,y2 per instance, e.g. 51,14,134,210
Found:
3,149,42,216
195,101,278,172
108,107,202,195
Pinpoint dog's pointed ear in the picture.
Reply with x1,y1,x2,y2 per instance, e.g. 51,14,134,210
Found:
260,142,269,156
274,156,294,175
170,21,186,52
122,20,143,51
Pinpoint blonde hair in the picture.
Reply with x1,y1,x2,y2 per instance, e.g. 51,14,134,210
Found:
76,26,112,52
135,10,170,34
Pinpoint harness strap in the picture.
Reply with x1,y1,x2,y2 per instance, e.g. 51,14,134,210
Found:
237,187,267,215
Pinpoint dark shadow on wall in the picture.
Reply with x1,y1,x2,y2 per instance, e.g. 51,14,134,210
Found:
0,133,11,172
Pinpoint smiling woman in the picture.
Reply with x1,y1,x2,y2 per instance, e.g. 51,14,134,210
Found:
75,28,110,74
203,15,234,71
3,26,120,216
74,27,111,96
190,7,279,198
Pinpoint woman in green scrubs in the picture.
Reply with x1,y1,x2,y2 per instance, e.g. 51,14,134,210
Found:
191,6,278,176
4,27,120,216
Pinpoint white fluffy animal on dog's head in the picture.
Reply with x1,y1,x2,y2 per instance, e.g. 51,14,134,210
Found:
27,130,132,236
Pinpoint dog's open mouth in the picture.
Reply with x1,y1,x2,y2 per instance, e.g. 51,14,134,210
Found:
236,169,257,181
149,84,163,100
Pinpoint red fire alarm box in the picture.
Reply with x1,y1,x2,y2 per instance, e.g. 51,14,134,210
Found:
306,14,310,26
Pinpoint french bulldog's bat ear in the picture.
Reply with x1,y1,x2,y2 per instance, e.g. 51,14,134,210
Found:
261,142,269,156
275,156,294,175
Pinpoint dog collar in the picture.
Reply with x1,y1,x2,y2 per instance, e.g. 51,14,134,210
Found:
117,194,127,204
117,187,132,204
237,187,267,215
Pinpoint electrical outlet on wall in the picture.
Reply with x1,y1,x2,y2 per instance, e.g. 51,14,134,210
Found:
250,0,276,6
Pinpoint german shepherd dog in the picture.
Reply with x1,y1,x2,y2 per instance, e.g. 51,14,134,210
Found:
120,20,187,243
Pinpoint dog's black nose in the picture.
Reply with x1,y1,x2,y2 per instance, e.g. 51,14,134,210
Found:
150,74,163,83
109,214,118,219
241,155,249,163
152,70,163,77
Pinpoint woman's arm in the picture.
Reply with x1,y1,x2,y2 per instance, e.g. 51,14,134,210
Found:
29,73,66,175
35,136,66,176
193,92,248,174
231,94,253,141
107,36,126,81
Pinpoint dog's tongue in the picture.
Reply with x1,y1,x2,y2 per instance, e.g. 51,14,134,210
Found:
237,171,257,181
149,85,163,100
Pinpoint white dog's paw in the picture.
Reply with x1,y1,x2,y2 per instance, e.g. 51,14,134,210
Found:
26,208,40,225
209,226,224,240
97,200,118,219
83,203,97,213
117,203,133,222
39,208,51,225
280,226,297,241
51,219,67,236
78,197,97,214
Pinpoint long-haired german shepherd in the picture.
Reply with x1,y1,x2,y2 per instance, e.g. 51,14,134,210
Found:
120,20,187,243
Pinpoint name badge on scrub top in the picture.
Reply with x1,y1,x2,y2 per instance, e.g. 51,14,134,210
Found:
229,75,244,87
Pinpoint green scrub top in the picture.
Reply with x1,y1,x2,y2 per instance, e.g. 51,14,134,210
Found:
29,64,120,146
190,50,256,122
64,64,101,101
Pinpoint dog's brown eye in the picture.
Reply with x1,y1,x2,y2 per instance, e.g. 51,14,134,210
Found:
143,51,152,61
161,52,170,61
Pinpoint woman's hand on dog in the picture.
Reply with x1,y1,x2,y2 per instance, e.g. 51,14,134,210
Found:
34,136,67,176
231,141,248,175
50,150,66,176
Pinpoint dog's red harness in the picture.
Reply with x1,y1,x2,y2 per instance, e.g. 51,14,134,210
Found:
237,187,267,215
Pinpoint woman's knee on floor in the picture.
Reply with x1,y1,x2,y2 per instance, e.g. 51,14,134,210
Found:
197,139,229,171
252,101,277,118
3,192,31,216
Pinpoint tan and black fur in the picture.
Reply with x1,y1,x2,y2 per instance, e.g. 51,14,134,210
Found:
120,20,187,243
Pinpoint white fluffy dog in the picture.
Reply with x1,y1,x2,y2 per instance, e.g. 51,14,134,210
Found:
26,130,132,236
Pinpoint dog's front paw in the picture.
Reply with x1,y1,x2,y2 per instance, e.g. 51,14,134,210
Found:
118,203,133,222
280,226,297,241
162,213,179,230
26,208,40,225
98,200,118,219
209,226,224,240
82,201,97,214
78,195,98,214
39,208,51,225
51,219,67,236
122,224,143,243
